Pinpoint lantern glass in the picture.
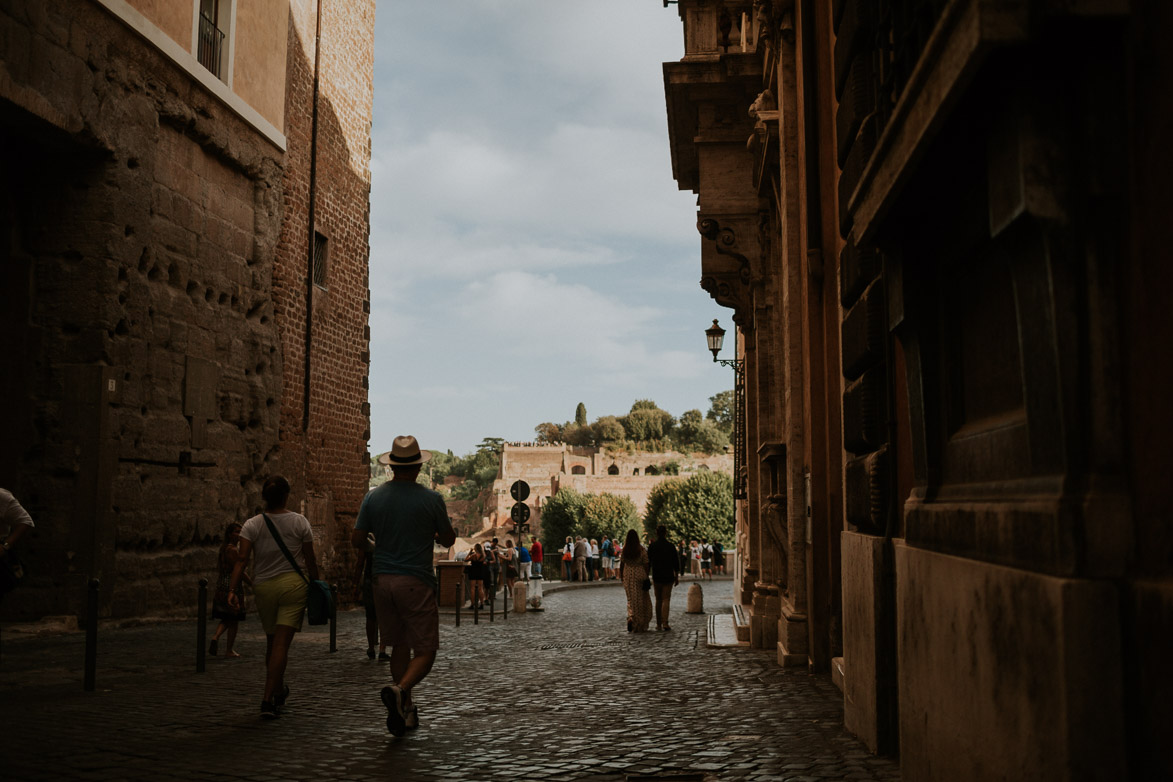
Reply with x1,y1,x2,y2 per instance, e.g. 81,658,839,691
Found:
705,319,726,359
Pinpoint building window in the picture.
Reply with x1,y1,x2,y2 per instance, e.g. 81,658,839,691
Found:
313,232,328,288
197,0,226,79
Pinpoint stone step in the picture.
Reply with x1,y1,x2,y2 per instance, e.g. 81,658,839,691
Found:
707,614,750,647
733,602,751,642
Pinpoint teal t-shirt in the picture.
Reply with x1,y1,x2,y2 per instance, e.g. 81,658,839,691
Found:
355,481,454,589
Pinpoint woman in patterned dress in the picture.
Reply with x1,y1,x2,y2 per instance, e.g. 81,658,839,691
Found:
619,528,652,633
209,522,250,657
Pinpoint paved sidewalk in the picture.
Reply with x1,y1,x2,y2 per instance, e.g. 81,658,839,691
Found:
0,580,900,781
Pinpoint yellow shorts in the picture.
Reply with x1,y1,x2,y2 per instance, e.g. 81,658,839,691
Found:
252,571,307,634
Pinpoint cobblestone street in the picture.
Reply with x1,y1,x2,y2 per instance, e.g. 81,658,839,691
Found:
1,580,900,781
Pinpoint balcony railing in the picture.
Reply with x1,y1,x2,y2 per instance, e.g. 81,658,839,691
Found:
197,11,225,79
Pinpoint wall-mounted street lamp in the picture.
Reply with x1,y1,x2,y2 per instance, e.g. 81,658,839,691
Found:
705,319,747,500
705,319,743,374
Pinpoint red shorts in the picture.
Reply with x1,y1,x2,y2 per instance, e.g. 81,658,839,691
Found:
373,574,439,652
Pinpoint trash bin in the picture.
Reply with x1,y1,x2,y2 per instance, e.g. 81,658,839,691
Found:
526,575,544,611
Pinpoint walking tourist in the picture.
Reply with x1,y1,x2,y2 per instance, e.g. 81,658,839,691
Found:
701,539,713,579
517,539,532,581
352,435,457,737
466,543,488,608
500,539,518,591
228,475,319,719
589,538,600,580
209,522,251,658
487,537,500,596
0,488,34,600
352,532,387,660
713,539,725,575
677,539,688,577
530,536,543,578
562,536,574,581
647,525,680,631
600,535,613,579
689,540,702,578
573,536,589,582
619,529,652,633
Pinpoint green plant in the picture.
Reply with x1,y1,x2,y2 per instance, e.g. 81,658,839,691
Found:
642,470,734,544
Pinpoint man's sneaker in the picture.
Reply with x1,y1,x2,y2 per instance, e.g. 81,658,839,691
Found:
260,700,279,719
381,685,407,737
366,647,376,660
274,684,290,708
405,704,419,731
378,651,391,661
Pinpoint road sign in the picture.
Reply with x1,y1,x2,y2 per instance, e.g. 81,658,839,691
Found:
510,480,530,502
510,502,530,524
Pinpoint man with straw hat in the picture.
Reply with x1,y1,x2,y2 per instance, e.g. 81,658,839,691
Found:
353,435,456,737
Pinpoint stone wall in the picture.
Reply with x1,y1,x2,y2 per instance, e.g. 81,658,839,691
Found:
0,0,286,619
0,0,373,620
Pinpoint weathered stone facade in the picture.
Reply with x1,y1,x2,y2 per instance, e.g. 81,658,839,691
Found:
0,0,372,620
663,1,1170,780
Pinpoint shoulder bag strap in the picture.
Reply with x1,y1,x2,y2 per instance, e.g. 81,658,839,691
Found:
263,513,308,584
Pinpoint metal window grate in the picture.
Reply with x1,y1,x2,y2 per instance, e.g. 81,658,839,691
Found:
312,232,328,288
197,11,225,79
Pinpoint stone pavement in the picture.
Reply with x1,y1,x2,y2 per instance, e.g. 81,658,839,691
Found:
0,579,901,782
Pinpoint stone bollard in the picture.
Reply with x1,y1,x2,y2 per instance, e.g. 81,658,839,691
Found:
512,582,527,614
686,582,704,614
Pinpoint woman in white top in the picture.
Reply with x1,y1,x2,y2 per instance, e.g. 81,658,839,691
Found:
228,475,320,719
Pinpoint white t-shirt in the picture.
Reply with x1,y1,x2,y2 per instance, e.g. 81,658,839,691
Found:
240,510,313,585
590,542,599,558
0,489,34,534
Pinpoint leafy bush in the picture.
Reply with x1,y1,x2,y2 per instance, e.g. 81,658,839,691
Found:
643,470,734,544
581,493,640,542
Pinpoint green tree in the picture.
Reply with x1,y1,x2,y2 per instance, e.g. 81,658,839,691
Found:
706,389,735,434
541,488,587,549
643,471,734,544
575,402,588,426
622,404,675,442
534,422,562,444
562,423,595,446
581,493,640,542
592,415,625,444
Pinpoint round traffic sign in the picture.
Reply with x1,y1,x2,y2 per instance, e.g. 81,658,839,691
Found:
510,480,530,502
510,502,531,524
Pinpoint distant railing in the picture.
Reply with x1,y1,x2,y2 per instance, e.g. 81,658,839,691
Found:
197,11,225,79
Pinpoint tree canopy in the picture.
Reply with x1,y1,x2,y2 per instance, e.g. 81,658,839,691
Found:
643,470,734,544
706,390,734,433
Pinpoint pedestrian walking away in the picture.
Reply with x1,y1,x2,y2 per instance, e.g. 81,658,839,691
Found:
501,539,518,591
529,536,543,578
353,435,457,737
619,529,652,633
210,522,251,658
701,539,713,579
713,539,725,575
228,475,320,719
647,525,680,631
516,539,532,581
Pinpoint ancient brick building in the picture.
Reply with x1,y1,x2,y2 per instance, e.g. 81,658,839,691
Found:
0,0,373,620
488,443,732,537
663,1,1170,780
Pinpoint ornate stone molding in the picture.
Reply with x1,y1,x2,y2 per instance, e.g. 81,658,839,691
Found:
698,215,765,330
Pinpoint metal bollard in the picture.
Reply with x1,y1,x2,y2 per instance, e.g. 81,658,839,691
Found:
329,583,338,653
196,578,208,673
84,578,100,691
503,583,508,620
489,593,494,623
455,581,462,627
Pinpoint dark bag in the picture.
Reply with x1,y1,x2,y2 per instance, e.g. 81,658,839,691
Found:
263,514,333,626
641,578,652,591
0,551,25,596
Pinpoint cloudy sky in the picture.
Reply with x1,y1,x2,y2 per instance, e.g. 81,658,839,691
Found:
368,1,732,456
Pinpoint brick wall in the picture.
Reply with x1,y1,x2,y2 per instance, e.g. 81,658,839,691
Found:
275,0,374,576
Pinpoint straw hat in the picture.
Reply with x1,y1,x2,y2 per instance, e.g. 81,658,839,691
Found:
381,435,431,467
